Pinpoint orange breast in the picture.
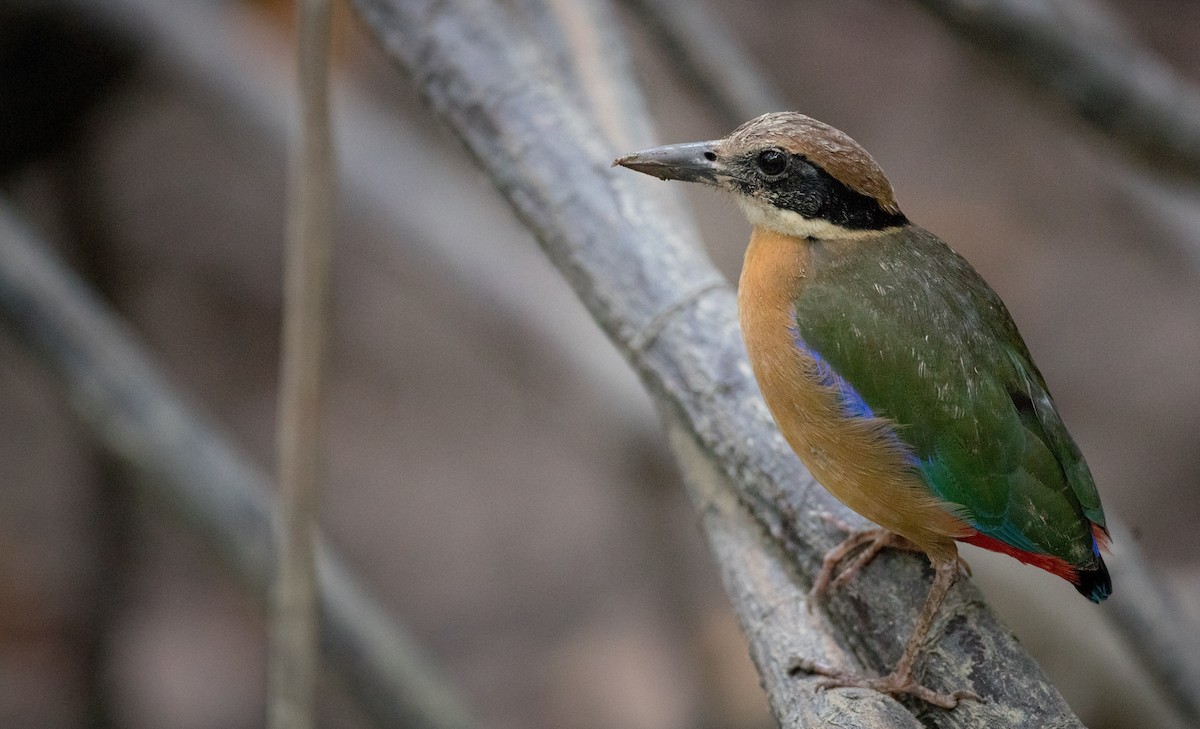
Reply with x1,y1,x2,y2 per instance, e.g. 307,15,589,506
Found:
737,227,969,559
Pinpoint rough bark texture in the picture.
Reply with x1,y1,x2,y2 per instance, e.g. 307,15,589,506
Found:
347,0,1089,725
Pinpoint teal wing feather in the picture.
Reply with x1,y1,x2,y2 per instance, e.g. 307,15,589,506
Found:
792,227,1105,569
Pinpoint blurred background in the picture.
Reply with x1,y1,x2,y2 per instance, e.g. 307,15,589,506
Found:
1,0,1199,727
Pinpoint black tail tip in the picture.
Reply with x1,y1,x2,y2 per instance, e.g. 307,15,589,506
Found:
1075,562,1112,603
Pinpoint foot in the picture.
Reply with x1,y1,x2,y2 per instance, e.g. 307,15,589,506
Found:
809,517,970,604
809,523,915,603
795,556,980,709
788,657,981,709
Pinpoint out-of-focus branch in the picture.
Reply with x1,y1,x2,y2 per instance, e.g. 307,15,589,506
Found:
1104,522,1200,725
539,0,657,152
617,0,787,125
57,0,658,436
349,0,1088,725
529,0,697,232
913,0,1200,182
269,0,336,726
0,201,476,729
625,0,1200,184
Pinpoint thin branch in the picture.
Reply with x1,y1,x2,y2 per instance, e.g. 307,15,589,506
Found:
75,0,659,436
348,0,1087,725
537,0,656,152
0,200,477,729
1104,522,1200,725
616,0,789,125
269,0,336,727
528,0,698,234
912,0,1200,182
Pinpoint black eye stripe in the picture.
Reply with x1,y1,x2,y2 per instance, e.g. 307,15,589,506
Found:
735,151,907,231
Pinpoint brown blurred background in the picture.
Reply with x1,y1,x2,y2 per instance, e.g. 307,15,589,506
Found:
1,0,1198,727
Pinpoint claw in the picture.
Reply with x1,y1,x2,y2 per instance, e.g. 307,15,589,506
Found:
790,657,982,709
809,525,914,603
794,557,981,710
808,519,972,600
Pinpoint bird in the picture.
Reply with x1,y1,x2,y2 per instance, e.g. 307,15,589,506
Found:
614,112,1110,708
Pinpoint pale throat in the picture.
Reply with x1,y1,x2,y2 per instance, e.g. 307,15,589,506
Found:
734,195,898,242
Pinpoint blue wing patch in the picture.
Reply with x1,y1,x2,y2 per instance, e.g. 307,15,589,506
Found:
791,328,924,471
791,332,876,420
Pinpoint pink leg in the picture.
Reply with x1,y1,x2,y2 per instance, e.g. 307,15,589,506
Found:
808,516,921,603
809,517,970,602
793,557,982,709
810,527,902,601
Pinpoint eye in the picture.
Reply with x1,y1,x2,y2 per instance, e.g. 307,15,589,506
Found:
755,148,789,177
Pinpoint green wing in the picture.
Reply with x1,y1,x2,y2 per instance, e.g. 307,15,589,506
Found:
793,227,1104,566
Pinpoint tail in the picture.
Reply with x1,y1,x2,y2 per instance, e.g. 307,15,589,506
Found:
1075,523,1112,603
1074,557,1112,603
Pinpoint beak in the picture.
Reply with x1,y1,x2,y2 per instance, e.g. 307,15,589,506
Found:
613,141,723,185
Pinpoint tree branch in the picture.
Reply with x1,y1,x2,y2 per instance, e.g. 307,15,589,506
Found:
912,0,1200,182
523,0,699,236
662,412,921,729
269,0,336,726
617,0,788,125
75,0,659,437
348,0,1087,724
1104,522,1200,725
0,200,477,729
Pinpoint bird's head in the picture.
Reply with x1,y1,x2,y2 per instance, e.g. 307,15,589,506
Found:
614,112,907,241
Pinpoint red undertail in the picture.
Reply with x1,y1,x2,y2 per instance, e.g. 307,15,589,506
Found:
959,521,1112,603
959,532,1080,582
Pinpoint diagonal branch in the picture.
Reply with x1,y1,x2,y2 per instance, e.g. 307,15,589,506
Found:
0,200,477,729
348,0,1089,725
1103,522,1200,725
912,0,1200,182
617,0,789,124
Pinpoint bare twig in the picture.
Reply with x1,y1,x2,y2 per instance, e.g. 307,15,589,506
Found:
912,0,1200,182
269,0,336,727
348,0,1087,725
530,0,697,232
0,201,477,729
1104,522,1200,725
617,0,789,125
76,0,657,432
538,0,654,152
